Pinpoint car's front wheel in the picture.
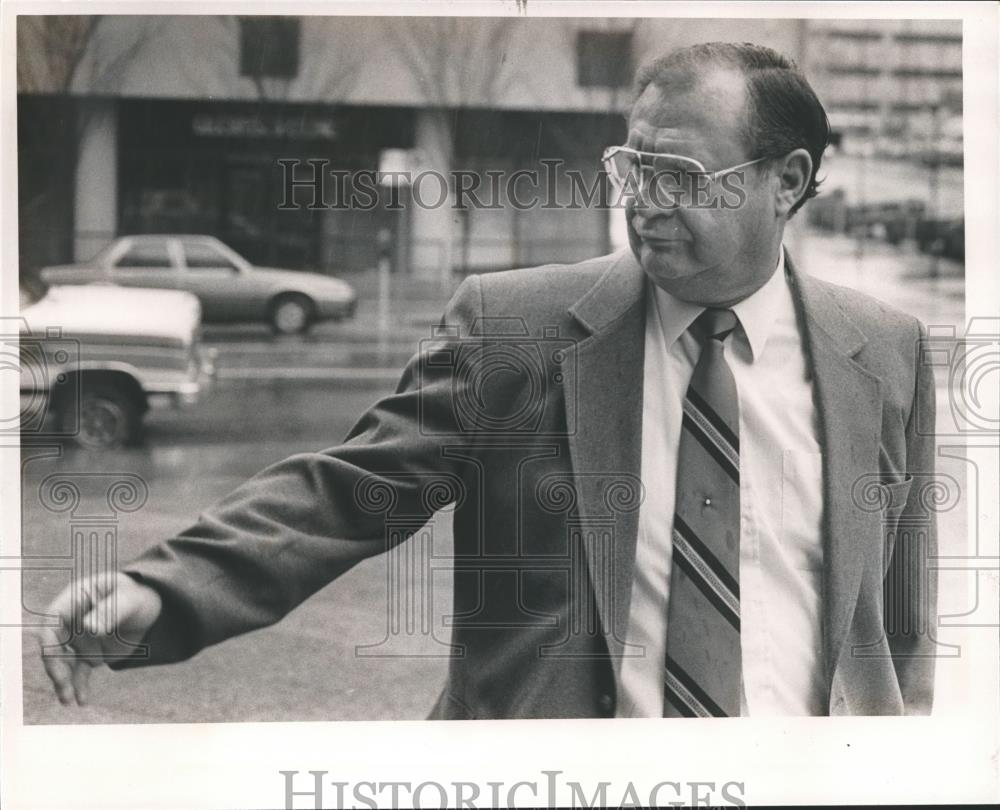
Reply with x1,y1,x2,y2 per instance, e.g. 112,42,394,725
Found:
270,294,314,335
59,382,143,450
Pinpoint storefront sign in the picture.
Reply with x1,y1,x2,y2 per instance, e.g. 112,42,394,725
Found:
192,113,338,140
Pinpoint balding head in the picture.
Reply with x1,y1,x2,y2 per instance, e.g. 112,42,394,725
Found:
621,42,825,305
633,42,830,216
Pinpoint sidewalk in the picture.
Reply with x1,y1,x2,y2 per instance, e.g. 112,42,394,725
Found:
338,233,966,337
206,275,456,384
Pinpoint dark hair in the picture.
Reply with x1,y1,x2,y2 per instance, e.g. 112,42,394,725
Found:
634,42,831,216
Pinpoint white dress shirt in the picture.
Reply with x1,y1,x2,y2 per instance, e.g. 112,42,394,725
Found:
616,250,828,717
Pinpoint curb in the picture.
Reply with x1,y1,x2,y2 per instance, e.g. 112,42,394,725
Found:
216,367,402,384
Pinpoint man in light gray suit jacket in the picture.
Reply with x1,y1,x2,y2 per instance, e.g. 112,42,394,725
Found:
39,42,938,718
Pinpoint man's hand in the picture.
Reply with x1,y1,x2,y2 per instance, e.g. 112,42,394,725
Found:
34,572,162,706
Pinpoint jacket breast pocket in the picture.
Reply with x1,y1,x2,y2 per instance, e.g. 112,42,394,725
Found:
880,475,913,574
780,449,825,570
882,475,914,518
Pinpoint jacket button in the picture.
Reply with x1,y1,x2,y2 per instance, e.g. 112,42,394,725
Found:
598,693,615,716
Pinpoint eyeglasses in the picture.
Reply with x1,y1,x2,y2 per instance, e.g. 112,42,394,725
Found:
601,145,771,203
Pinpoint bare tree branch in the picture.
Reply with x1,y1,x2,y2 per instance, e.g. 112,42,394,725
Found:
86,18,166,94
383,17,520,109
296,19,361,103
17,16,99,93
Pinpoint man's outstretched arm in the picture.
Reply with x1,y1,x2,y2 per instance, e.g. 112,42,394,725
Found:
37,275,484,700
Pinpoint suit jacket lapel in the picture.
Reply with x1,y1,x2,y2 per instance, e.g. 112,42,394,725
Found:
561,250,647,667
785,252,882,697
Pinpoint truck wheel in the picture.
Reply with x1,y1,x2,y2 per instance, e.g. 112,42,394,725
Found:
60,383,142,449
270,294,314,335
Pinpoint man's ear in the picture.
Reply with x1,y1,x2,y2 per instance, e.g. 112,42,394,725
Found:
773,148,813,217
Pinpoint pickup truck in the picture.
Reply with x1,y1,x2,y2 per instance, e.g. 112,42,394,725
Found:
18,282,216,449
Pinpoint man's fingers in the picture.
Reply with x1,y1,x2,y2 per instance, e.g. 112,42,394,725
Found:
35,625,77,706
38,620,107,707
36,593,109,707
35,573,157,707
71,660,94,706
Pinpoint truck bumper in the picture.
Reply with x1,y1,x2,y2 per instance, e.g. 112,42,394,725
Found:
146,346,218,406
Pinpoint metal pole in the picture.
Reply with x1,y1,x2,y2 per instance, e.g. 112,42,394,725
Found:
928,103,941,280
377,227,392,341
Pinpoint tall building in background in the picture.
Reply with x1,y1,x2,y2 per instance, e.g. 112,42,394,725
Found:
806,18,962,160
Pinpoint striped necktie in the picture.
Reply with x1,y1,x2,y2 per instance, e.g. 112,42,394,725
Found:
663,307,742,718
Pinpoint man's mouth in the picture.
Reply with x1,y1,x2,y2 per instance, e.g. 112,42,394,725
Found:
631,220,686,244
638,233,687,246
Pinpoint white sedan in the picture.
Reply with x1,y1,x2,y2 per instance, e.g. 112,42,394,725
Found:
41,234,357,335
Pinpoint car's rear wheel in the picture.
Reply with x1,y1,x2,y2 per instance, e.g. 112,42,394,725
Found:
58,382,143,450
270,294,314,335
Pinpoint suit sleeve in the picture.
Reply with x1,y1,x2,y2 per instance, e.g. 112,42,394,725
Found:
884,317,938,714
111,275,484,669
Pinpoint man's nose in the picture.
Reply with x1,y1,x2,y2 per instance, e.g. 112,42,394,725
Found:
628,183,677,220
639,171,680,212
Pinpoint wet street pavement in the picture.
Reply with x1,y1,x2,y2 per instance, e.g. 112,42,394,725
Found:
793,230,965,339
21,231,982,723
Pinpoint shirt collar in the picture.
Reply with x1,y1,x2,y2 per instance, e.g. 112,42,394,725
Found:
730,247,786,361
650,248,787,362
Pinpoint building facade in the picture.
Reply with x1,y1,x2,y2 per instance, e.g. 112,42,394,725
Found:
17,15,961,279
806,18,963,159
